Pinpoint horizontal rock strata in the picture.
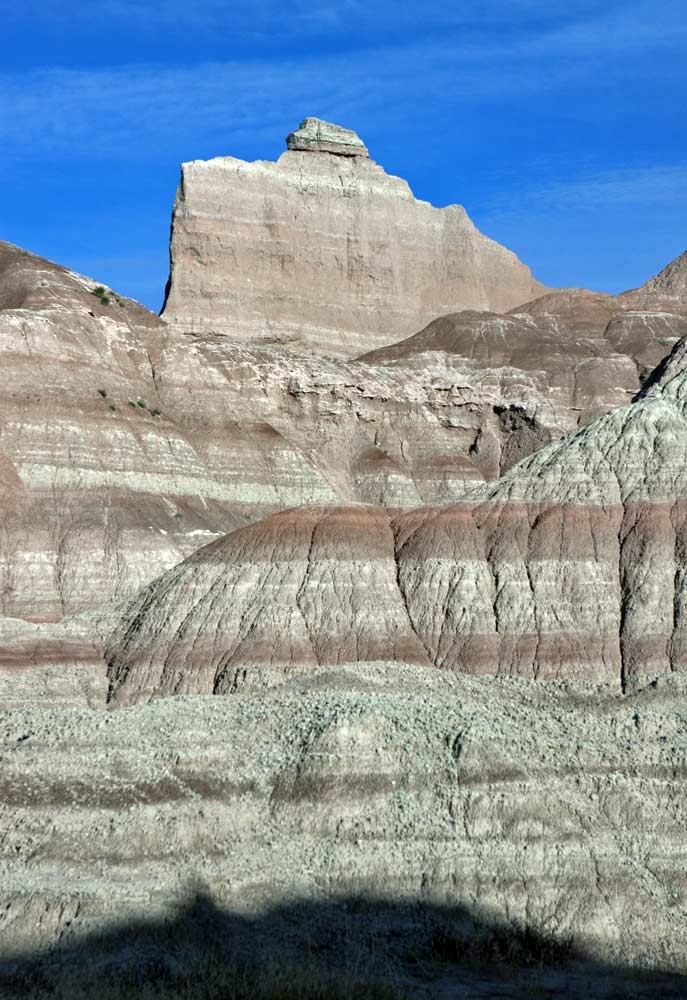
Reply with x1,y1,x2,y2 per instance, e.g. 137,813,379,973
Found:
3,669,687,982
106,333,687,702
161,119,547,355
2,239,687,627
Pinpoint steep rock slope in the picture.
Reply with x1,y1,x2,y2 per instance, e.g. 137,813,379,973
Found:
107,333,687,704
0,242,258,621
3,239,686,624
160,117,547,355
0,243,589,623
640,249,687,298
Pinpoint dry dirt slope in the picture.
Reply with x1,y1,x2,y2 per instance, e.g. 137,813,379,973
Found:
2,667,687,997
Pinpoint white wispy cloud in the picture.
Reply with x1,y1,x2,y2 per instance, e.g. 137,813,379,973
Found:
483,165,687,218
1,0,684,167
0,0,625,36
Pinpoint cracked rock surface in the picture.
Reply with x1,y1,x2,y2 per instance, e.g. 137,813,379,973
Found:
160,119,548,355
3,666,687,987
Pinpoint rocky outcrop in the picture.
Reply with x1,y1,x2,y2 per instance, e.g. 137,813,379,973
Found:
3,669,687,990
160,118,548,355
361,287,687,420
3,239,687,626
106,331,687,703
0,243,556,622
286,116,369,156
640,250,687,298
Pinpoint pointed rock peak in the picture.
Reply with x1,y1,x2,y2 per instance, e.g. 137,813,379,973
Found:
286,117,369,157
642,250,687,297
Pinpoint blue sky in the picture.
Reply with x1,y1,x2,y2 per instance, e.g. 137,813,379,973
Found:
1,0,686,311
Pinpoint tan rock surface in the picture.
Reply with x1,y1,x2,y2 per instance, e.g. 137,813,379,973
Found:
2,237,687,633
0,243,571,623
0,243,554,623
639,249,687,298
160,118,548,355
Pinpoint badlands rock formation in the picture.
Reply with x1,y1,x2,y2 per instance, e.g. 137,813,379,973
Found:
641,249,687,297
286,116,370,156
4,668,687,995
161,118,547,354
362,287,687,418
0,242,550,621
3,235,687,624
4,125,687,996
106,331,687,705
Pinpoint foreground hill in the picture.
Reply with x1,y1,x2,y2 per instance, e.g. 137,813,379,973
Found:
106,331,687,704
3,667,687,996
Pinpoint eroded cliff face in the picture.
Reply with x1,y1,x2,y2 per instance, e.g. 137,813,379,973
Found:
105,333,687,704
0,243,554,622
2,238,687,625
160,118,548,356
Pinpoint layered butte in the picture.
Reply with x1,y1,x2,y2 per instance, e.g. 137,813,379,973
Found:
161,117,547,355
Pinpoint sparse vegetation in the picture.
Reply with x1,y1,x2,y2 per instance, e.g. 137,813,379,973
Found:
127,400,137,408
150,407,162,417
91,286,111,306
98,388,108,398
136,399,148,409
109,403,117,412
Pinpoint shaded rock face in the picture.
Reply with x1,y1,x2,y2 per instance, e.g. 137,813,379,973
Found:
106,332,687,704
160,119,547,355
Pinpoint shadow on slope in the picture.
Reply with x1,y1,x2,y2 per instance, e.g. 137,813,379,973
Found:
0,889,684,999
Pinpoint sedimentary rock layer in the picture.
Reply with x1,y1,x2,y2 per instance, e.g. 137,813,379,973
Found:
3,669,687,985
161,119,547,355
2,238,686,623
0,243,552,621
361,287,687,420
106,334,687,702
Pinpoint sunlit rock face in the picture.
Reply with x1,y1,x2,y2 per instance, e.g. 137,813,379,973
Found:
160,117,548,355
2,236,687,625
106,332,687,704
